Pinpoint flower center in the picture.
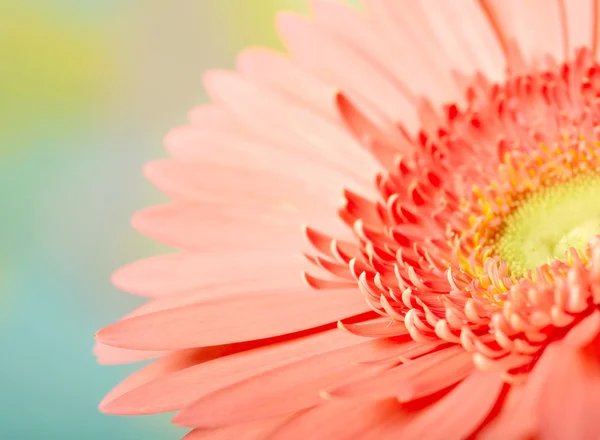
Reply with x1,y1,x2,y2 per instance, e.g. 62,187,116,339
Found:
495,174,600,275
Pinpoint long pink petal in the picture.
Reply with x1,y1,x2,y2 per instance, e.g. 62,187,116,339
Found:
94,342,167,365
96,289,369,350
183,105,248,135
131,202,306,252
337,318,410,338
111,252,305,298
164,118,263,161
144,159,341,211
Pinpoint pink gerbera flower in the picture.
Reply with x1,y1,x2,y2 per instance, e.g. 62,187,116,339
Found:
96,1,600,438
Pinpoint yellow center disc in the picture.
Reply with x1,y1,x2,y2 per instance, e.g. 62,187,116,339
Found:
496,174,600,275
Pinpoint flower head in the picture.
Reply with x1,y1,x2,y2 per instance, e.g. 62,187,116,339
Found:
97,1,600,438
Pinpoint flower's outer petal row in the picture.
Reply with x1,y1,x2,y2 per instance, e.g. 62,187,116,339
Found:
104,0,513,365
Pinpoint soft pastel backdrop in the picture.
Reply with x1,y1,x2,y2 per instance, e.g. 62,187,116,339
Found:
1,1,352,438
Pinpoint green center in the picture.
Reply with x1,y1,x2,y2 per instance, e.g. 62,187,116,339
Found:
496,175,600,276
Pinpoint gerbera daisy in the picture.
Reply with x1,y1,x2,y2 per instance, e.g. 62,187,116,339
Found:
96,1,600,438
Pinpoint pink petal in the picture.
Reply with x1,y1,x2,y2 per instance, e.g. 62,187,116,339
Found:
101,328,365,415
131,202,306,252
164,118,260,162
338,318,410,338
173,337,409,427
184,105,246,134
144,159,341,213
96,289,369,350
111,252,305,298
94,341,167,365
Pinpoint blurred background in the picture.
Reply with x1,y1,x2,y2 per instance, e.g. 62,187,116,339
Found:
0,1,352,438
